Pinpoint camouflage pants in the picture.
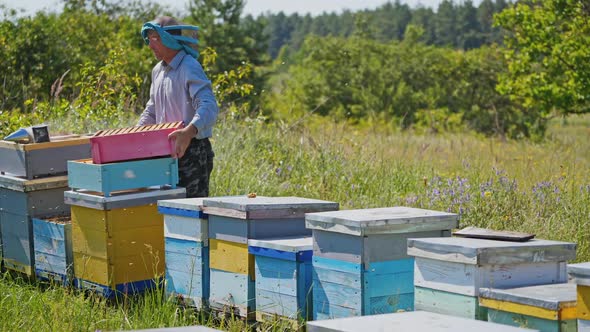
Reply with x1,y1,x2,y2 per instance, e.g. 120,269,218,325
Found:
178,137,214,198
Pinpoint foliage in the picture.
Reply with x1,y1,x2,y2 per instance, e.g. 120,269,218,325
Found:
262,33,539,138
496,0,590,117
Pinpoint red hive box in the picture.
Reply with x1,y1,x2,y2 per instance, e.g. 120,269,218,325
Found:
90,122,183,164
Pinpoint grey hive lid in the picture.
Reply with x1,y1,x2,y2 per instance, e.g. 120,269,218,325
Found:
305,207,459,236
158,198,206,211
306,310,537,332
568,262,590,286
203,196,339,219
248,236,312,252
0,173,68,192
407,237,576,265
64,187,186,210
479,283,576,310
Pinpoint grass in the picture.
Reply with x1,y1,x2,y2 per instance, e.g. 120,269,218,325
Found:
1,113,589,331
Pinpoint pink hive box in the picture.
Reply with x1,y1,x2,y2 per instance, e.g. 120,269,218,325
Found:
90,122,183,164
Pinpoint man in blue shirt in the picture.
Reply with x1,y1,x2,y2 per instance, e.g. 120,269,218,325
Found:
139,16,219,197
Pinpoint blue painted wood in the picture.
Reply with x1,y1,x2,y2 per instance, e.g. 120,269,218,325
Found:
165,244,210,307
74,278,158,298
256,268,298,296
32,218,72,280
165,238,204,257
158,206,205,219
0,212,33,266
313,302,362,320
579,319,590,332
312,256,415,318
67,158,179,197
0,186,70,217
209,268,255,312
299,261,313,319
35,252,67,272
256,289,299,317
208,215,311,244
249,246,312,262
36,269,70,286
487,308,576,332
414,286,487,320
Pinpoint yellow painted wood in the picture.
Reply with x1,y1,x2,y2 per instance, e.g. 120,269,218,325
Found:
73,252,164,286
71,204,164,286
71,205,162,232
479,297,576,321
209,239,254,278
256,312,302,331
577,285,590,319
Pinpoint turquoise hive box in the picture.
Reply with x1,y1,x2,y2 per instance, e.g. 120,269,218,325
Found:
305,206,458,319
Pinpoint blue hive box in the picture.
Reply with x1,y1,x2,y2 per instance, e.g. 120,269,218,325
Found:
248,236,313,325
305,207,458,319
158,198,209,309
33,216,73,285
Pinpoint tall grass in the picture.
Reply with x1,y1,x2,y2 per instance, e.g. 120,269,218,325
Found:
1,113,588,331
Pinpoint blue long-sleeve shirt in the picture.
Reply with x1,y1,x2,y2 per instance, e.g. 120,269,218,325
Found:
138,50,218,139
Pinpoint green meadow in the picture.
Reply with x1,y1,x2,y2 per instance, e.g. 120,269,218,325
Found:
1,114,589,331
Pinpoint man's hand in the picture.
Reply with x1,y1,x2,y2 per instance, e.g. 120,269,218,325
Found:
168,125,197,159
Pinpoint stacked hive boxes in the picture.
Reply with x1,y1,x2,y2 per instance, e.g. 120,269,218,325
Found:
305,207,459,319
157,198,209,309
248,236,313,326
408,237,576,320
66,123,186,297
0,136,90,280
567,263,590,331
479,283,577,331
203,196,339,319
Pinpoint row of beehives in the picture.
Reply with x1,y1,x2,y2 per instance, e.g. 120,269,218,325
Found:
1,128,589,332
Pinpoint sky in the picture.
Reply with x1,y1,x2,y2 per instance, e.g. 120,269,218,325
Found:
1,0,450,17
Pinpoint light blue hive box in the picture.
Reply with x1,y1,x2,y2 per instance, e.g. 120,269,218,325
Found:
248,236,313,325
408,237,576,320
0,174,70,277
305,207,459,319
158,198,209,310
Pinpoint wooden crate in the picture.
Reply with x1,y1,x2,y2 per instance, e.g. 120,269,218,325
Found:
0,136,90,179
33,216,73,286
408,237,576,320
165,237,210,309
90,122,182,164
306,311,537,332
67,188,184,297
480,283,577,332
248,236,313,321
67,157,179,197
567,262,590,330
0,175,70,277
305,207,458,319
203,196,339,244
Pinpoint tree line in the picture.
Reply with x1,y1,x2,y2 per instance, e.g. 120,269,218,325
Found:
0,0,588,140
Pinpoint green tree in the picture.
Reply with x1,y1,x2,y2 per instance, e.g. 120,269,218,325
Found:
496,0,590,118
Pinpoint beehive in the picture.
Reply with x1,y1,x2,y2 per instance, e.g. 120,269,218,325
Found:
249,236,313,325
408,237,576,320
306,311,538,332
33,216,73,285
0,135,90,179
305,207,458,319
158,198,209,309
567,262,590,331
203,195,339,318
479,283,577,332
66,187,186,297
90,122,182,164
67,157,179,197
0,174,70,277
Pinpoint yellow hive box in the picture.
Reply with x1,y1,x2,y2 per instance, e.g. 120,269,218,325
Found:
209,238,254,278
71,204,164,287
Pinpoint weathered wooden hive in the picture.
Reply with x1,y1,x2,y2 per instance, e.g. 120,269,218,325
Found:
567,262,590,331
